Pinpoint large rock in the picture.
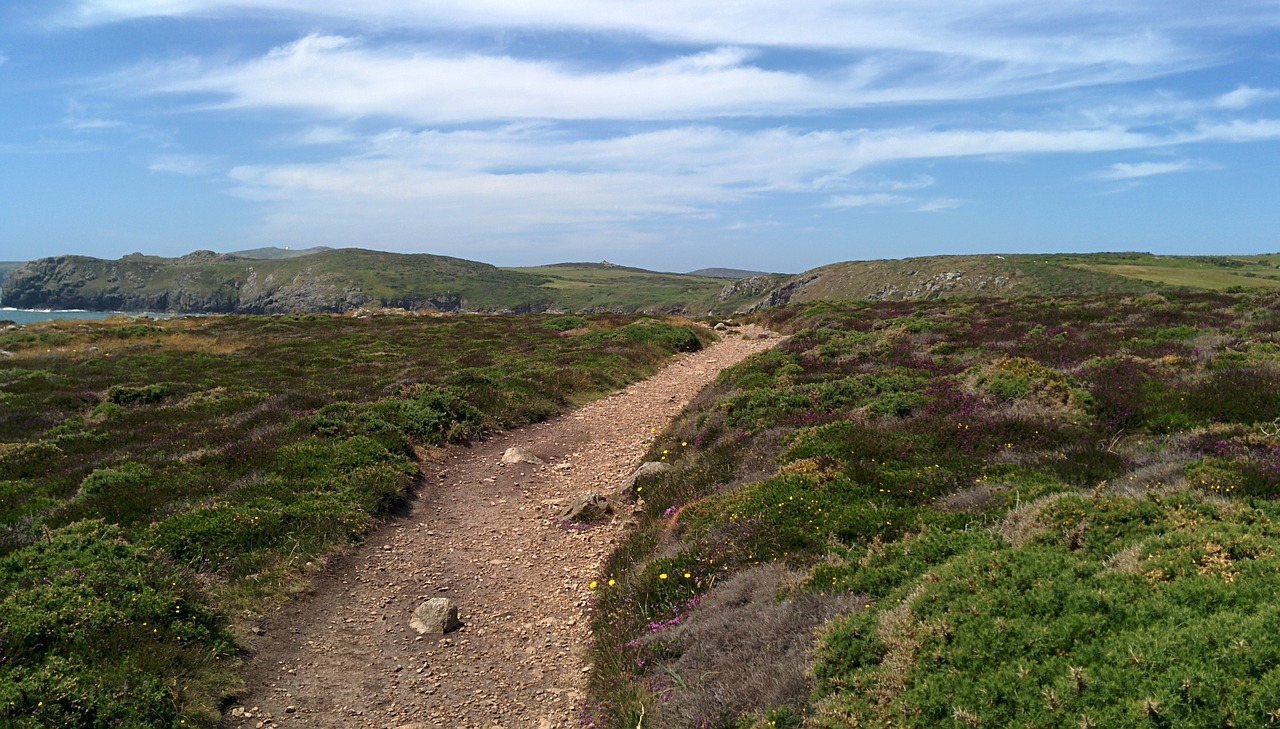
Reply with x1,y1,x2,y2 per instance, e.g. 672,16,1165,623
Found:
410,598,461,635
617,461,671,494
558,493,614,522
501,447,543,466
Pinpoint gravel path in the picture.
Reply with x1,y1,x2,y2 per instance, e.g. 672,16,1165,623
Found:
225,327,779,729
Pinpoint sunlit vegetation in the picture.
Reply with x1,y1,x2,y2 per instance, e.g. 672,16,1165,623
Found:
0,312,708,727
588,291,1280,728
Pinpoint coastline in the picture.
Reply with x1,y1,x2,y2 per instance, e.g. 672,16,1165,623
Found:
0,308,133,324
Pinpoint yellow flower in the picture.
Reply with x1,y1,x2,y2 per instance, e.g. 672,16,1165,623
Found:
681,441,688,447
659,573,668,580
683,572,691,578
589,581,598,590
608,579,616,586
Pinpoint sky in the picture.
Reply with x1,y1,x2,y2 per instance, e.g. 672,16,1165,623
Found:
2,2,1280,273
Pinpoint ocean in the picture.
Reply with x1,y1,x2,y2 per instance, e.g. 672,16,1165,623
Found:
1,308,127,324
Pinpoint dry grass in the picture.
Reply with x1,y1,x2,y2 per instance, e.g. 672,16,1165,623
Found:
996,492,1076,547
644,563,864,728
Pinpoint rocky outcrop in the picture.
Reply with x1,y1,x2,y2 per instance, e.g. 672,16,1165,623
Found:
747,273,820,311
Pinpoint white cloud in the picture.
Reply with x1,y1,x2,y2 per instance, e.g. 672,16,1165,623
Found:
913,197,962,212
62,0,1275,71
1092,160,1211,180
148,153,218,175
211,115,1280,253
1215,85,1279,110
826,193,910,208
121,33,1138,122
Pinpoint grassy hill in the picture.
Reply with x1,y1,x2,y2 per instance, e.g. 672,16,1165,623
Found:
685,267,774,279
589,290,1280,727
226,246,332,260
761,252,1280,308
503,262,787,313
8,248,1280,316
1065,251,1280,291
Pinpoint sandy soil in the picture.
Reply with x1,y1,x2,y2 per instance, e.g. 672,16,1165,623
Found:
224,326,779,729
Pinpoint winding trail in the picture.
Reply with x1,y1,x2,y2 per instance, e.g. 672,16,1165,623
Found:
225,327,779,729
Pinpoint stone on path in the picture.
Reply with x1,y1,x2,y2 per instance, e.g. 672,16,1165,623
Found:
410,597,461,635
501,447,543,466
558,493,614,522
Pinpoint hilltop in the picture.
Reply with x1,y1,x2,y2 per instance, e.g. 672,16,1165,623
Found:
4,248,1279,315
752,251,1280,308
226,246,333,260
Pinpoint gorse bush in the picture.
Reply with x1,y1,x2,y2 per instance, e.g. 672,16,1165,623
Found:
588,291,1280,728
0,312,707,728
0,521,236,727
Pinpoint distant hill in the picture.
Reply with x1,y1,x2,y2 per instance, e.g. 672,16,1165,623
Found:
0,249,770,316
750,251,1280,309
227,246,333,260
5,248,1277,316
686,267,773,279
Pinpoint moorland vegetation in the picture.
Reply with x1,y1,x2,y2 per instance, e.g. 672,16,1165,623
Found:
0,311,707,727
591,290,1280,728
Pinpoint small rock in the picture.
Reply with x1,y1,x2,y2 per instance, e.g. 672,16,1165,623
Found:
501,447,543,466
285,706,296,714
410,598,462,635
231,706,246,717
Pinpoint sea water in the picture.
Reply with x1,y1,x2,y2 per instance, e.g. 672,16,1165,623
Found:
0,308,126,324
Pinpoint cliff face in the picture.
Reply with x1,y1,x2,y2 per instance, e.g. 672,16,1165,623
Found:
0,253,370,314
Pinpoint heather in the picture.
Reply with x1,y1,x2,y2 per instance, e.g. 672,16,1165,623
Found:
0,312,707,727
587,291,1280,728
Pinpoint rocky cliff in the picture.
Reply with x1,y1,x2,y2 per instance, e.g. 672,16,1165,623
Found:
0,252,372,314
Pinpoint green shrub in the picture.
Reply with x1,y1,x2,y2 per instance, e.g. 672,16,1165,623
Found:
395,387,485,443
0,521,235,728
105,384,170,405
543,315,589,331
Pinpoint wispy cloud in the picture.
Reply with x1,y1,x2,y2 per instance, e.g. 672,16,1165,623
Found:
1092,159,1218,180
149,153,218,175
1215,85,1280,110
24,1,1280,265
112,32,1186,123
826,193,911,208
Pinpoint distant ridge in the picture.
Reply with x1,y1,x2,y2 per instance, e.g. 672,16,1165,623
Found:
686,267,774,279
227,246,333,260
1,248,769,315
5,248,1278,317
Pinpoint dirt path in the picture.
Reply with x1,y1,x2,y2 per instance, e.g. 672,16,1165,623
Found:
226,327,779,729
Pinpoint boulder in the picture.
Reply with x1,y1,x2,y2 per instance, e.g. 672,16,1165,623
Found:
558,493,614,522
501,447,543,466
410,597,461,635
617,461,671,494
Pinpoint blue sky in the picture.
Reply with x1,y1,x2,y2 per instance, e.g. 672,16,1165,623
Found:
2,2,1280,273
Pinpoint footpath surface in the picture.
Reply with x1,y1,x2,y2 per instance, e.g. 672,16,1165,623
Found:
225,327,779,729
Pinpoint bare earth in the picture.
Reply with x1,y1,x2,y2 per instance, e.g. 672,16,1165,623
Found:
226,327,778,729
